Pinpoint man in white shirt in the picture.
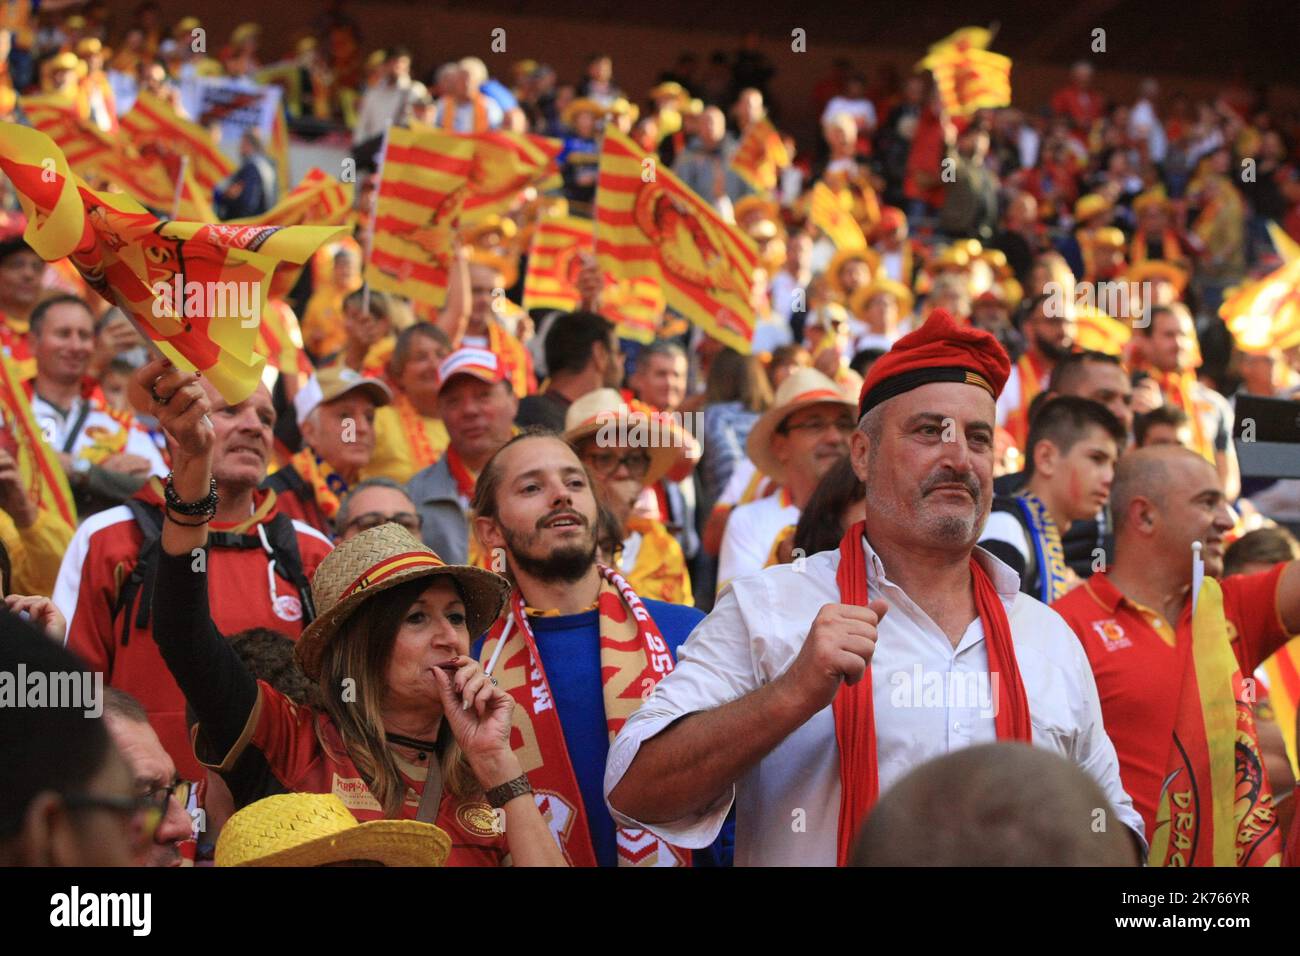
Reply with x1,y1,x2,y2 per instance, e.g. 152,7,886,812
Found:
353,49,418,145
606,309,1143,866
716,367,855,593
28,296,166,514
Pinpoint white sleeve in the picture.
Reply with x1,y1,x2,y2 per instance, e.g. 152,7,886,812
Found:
1057,613,1149,850
126,426,168,477
996,364,1022,427
978,510,1032,566
605,584,761,847
53,519,96,644
716,503,764,595
716,459,756,508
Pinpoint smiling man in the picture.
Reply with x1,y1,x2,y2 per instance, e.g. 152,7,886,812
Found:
1052,445,1300,865
606,310,1142,866
470,429,708,866
55,371,332,781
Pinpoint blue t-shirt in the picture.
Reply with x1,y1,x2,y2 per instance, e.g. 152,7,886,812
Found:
474,598,732,866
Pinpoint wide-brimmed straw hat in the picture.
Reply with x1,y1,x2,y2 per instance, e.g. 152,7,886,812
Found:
563,388,696,486
295,523,509,682
215,793,451,867
746,367,857,485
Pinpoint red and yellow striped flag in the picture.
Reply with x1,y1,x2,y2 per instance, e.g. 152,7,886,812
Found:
523,215,664,342
1220,257,1300,354
231,167,353,228
729,118,790,193
0,122,345,403
459,130,562,227
0,350,76,528
1149,577,1282,866
810,181,867,251
1261,640,1300,778
917,27,1011,118
595,128,758,353
365,126,475,307
119,90,235,195
19,94,116,170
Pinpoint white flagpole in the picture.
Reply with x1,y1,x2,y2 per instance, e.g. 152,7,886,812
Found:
171,155,191,220
361,125,393,315
1191,541,1204,616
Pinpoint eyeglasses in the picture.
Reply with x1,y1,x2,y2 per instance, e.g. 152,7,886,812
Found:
782,418,856,436
344,511,424,535
584,449,651,480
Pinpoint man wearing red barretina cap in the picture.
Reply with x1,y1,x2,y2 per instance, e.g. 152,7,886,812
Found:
607,310,1144,866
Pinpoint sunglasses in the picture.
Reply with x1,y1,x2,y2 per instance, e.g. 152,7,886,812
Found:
584,449,651,480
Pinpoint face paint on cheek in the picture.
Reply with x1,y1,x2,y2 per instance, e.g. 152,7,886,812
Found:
1068,469,1082,503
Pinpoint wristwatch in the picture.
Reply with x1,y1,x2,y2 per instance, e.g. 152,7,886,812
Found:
485,773,533,809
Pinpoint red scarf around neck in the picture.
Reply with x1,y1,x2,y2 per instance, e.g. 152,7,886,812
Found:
831,520,1033,865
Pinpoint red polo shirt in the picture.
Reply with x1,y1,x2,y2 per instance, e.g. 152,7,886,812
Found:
1052,566,1290,841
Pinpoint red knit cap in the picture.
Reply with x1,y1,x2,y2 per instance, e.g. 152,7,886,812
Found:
857,309,1011,417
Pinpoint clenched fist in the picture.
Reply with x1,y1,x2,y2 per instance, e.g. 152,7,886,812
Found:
780,599,888,714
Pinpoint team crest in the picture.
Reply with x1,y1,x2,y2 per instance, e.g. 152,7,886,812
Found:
1092,619,1131,651
456,801,500,838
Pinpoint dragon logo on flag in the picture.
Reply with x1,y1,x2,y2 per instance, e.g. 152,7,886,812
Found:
633,183,746,299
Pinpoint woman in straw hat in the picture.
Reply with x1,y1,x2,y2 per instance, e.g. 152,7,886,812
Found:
135,358,565,866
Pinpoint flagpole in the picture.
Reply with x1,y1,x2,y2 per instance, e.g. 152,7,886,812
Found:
1191,541,1204,616
361,125,392,315
171,155,190,220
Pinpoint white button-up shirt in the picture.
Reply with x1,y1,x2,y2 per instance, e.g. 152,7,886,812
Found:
605,536,1144,866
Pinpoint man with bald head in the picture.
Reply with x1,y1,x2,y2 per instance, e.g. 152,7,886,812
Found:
1053,445,1300,866
607,310,1141,866
55,361,333,780
851,743,1138,866
672,105,749,213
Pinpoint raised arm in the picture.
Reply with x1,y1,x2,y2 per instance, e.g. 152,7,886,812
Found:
132,359,260,752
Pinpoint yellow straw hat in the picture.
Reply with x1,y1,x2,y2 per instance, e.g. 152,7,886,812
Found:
295,523,509,682
606,97,639,123
1090,227,1126,249
746,366,857,485
1124,260,1189,295
850,277,915,318
649,81,687,104
1074,193,1111,222
466,247,519,289
462,214,518,246
563,389,696,486
734,195,780,228
828,247,880,297
215,793,452,867
562,97,605,127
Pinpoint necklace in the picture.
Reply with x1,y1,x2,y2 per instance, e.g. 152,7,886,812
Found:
386,730,441,762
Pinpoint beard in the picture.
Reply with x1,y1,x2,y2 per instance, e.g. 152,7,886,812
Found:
867,457,986,548
501,509,598,584
1034,331,1073,363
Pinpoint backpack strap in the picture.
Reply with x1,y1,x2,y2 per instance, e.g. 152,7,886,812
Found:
111,499,165,647
264,512,316,624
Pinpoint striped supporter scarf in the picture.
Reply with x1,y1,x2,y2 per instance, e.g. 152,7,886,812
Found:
480,564,691,866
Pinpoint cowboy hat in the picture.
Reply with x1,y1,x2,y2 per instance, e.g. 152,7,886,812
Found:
850,277,915,318
562,97,605,127
563,389,696,486
827,247,880,297
746,367,857,485
215,793,451,867
295,523,509,682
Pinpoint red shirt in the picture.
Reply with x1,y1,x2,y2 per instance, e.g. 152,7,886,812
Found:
57,484,333,780
1052,566,1290,840
209,681,509,866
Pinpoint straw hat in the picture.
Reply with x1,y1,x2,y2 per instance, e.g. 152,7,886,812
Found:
466,248,518,289
215,793,451,867
827,247,880,297
562,97,605,127
295,523,509,682
850,277,915,318
462,214,517,248
649,81,687,104
606,97,639,124
563,389,695,486
746,367,857,484
1074,193,1111,223
1124,260,1188,295
1090,227,1126,249
734,195,780,228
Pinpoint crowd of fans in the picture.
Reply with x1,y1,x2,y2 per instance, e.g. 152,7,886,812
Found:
1,3,1300,870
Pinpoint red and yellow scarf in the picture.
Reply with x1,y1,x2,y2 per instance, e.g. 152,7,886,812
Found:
393,392,442,474
831,521,1032,865
1148,368,1214,463
289,446,349,520
1004,351,1050,452
480,565,690,866
438,93,490,132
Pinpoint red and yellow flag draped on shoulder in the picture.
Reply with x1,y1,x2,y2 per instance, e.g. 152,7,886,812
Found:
729,118,790,193
0,122,345,403
0,350,77,528
595,128,759,353
523,214,664,343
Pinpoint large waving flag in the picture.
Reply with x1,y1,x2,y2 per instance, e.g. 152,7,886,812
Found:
458,130,562,226
0,122,345,403
1220,256,1300,354
595,128,758,353
231,167,353,228
365,126,475,307
1148,576,1283,866
1261,640,1300,778
0,351,76,528
119,90,235,195
523,215,664,342
918,26,1012,117
810,181,867,251
729,118,790,194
